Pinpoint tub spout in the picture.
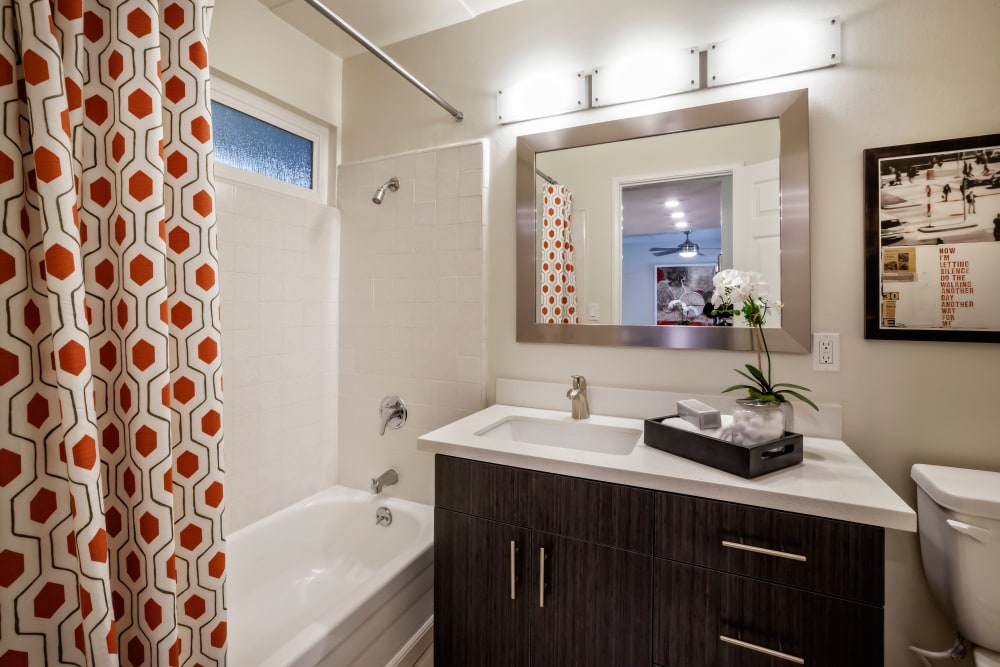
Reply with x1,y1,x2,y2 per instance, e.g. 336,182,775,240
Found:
371,469,398,494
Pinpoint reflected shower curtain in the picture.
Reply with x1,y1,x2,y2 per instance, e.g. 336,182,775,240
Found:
0,1,225,664
538,184,579,323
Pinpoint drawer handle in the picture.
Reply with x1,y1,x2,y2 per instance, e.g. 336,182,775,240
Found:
538,547,546,608
720,635,805,664
510,541,517,600
722,540,807,562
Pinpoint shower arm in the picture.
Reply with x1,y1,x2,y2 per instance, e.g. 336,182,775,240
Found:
301,0,464,122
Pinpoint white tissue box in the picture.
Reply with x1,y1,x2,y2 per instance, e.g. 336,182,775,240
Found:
676,399,722,430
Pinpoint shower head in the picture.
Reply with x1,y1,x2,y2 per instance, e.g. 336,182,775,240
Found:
372,177,400,204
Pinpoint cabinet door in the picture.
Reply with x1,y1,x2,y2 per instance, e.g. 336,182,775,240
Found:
434,508,530,667
654,558,883,667
530,530,651,667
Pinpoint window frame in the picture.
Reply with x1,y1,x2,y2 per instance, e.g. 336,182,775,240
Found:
210,77,329,203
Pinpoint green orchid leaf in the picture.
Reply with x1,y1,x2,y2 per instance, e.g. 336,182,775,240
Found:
772,382,812,392
733,369,766,390
743,364,767,384
722,384,756,394
777,389,819,411
743,364,773,393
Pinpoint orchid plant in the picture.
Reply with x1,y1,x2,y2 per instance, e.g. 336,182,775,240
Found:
711,269,818,410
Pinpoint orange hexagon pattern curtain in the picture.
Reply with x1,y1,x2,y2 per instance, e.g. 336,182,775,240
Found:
538,184,579,323
0,1,226,665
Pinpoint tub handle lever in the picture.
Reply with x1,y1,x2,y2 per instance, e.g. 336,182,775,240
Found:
379,395,407,436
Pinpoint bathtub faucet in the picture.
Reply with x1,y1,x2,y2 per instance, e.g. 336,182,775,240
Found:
371,469,399,494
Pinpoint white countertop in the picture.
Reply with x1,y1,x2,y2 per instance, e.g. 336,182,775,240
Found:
417,403,916,532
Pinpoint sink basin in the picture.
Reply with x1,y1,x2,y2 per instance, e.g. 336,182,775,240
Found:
475,416,641,455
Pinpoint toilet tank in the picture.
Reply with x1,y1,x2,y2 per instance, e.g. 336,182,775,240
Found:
912,464,1000,653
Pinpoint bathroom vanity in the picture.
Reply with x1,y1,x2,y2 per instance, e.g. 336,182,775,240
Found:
419,401,915,667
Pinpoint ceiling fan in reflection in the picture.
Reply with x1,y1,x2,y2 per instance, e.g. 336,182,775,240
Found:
649,231,720,258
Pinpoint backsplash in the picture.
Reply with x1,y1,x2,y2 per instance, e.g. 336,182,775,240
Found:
337,142,487,505
217,178,341,532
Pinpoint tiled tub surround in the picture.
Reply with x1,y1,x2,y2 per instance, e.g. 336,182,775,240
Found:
216,178,341,531
337,142,487,505
227,485,434,667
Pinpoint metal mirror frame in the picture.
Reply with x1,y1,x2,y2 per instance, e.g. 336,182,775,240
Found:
516,88,811,352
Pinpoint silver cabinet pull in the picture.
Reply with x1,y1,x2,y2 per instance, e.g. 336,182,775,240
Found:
538,547,545,608
720,635,805,664
509,541,516,600
722,540,807,562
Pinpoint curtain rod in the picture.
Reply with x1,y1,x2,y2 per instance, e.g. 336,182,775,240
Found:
301,0,464,122
535,168,558,185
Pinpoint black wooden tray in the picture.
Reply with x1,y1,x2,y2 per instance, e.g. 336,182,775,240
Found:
643,415,803,479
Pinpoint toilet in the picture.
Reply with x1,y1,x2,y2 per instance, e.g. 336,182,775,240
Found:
912,464,1000,666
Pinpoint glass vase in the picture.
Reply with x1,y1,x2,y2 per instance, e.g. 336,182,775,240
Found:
731,398,786,445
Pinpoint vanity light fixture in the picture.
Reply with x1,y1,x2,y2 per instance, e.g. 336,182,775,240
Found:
671,211,685,219
707,16,841,87
675,221,689,229
664,200,680,208
497,71,588,124
498,17,840,124
590,47,700,108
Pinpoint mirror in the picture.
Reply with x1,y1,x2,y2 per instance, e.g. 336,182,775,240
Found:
516,89,811,352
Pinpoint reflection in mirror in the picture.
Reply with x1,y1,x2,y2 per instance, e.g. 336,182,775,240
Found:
516,89,810,352
623,175,730,326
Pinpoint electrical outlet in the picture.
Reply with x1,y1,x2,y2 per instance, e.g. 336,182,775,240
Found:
813,333,840,371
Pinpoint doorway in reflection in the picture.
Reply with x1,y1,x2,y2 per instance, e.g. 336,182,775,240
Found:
620,175,730,325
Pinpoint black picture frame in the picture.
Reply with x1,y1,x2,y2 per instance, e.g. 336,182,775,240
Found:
863,133,1000,343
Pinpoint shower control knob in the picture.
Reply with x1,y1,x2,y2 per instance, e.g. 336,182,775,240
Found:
379,395,407,435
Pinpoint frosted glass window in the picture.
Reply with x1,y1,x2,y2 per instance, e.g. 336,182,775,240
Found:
211,101,314,189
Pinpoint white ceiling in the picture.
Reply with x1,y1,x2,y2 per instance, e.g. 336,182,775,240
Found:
621,176,726,256
259,0,525,57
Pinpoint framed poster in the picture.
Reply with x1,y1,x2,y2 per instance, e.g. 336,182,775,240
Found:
864,133,1000,342
655,264,715,325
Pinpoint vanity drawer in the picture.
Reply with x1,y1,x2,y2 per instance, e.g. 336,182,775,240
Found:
653,558,883,667
654,492,884,604
436,455,532,526
436,455,653,554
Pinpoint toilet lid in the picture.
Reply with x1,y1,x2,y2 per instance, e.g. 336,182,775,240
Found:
975,646,1000,667
911,464,1000,520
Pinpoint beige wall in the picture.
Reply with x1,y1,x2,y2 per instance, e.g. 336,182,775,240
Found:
340,0,1000,662
337,145,487,505
209,3,345,533
210,0,343,129
216,179,341,534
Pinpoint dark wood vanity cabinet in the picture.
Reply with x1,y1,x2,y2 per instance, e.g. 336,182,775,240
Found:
653,492,885,666
434,455,652,666
434,455,886,667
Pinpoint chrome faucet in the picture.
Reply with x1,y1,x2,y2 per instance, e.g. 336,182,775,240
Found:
379,395,407,436
371,469,399,494
566,375,590,420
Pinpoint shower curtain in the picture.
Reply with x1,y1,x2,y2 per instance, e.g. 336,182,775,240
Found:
0,1,225,664
538,183,579,323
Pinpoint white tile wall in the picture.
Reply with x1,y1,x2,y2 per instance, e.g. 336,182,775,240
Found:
338,142,487,505
217,178,341,533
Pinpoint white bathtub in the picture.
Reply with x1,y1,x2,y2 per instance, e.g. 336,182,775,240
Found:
228,486,434,667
